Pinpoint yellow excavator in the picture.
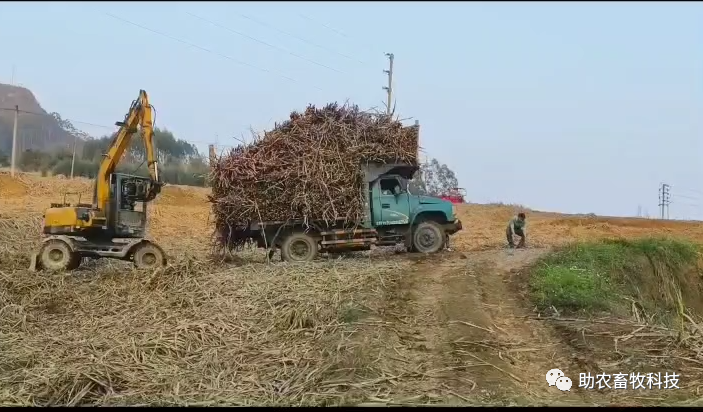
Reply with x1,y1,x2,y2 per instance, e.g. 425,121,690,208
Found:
29,90,167,272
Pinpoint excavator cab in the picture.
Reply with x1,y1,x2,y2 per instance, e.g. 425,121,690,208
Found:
107,173,162,238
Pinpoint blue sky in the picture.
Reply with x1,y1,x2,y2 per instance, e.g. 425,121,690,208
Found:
1,1,702,219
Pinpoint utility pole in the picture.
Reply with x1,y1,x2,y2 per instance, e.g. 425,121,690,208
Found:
382,52,394,116
208,144,217,187
70,133,78,179
658,183,670,219
10,105,18,177
414,119,421,161
208,144,217,167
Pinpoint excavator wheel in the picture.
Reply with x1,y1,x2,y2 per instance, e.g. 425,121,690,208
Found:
37,239,80,272
132,242,167,270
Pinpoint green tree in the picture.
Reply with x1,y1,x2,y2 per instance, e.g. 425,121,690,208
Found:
26,110,210,187
19,149,53,172
408,157,460,197
80,128,199,163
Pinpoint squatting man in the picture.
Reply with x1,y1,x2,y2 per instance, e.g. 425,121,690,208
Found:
506,212,527,248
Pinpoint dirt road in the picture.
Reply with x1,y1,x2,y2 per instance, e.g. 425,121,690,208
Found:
376,249,603,405
377,248,702,406
401,249,584,404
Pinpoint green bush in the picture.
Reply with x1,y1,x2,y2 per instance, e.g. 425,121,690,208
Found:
529,238,699,315
49,157,209,187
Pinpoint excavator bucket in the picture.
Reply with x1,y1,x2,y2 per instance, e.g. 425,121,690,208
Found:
29,252,41,272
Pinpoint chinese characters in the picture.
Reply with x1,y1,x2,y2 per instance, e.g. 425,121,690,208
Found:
578,372,679,390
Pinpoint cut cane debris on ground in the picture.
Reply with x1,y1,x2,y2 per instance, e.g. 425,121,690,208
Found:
3,172,703,405
526,238,703,405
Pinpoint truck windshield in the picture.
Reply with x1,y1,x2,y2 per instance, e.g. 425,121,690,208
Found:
401,178,414,195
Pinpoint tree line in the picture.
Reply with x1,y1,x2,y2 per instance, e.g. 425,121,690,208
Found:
0,113,211,186
408,157,461,198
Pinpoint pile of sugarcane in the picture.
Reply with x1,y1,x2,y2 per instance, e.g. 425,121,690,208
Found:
209,103,419,248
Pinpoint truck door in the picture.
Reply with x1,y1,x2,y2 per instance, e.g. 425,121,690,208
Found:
376,177,411,226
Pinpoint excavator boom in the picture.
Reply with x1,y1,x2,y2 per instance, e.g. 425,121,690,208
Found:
94,89,161,210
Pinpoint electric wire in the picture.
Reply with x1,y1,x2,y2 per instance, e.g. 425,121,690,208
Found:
105,13,323,92
185,11,345,74
238,13,366,65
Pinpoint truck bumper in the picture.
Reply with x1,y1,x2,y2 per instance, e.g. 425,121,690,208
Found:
444,219,463,234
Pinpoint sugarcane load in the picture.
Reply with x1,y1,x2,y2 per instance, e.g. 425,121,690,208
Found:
209,102,463,262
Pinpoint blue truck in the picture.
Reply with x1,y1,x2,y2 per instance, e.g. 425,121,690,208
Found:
243,161,463,262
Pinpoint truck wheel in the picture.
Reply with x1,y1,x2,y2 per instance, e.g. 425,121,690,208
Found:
281,232,319,262
132,242,167,270
412,221,445,254
39,239,78,271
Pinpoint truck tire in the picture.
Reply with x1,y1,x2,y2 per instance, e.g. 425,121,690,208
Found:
281,232,319,263
412,221,445,254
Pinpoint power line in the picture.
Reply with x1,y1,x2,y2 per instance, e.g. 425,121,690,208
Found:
238,13,366,65
185,12,345,74
671,200,701,208
0,107,114,130
3,13,390,154
104,13,323,92
665,186,703,219
668,192,702,217
670,185,703,197
298,14,381,59
0,106,218,147
299,14,351,39
671,193,699,202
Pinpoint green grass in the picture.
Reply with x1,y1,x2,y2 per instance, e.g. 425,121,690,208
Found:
529,238,699,315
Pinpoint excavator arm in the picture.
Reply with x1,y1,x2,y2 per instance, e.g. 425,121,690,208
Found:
94,89,162,211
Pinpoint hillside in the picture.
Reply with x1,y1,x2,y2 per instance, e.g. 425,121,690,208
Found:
0,83,73,154
2,172,703,406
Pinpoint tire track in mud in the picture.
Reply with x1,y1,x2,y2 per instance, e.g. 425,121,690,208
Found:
404,249,594,405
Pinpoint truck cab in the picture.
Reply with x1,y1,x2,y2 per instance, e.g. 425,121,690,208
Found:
367,169,462,253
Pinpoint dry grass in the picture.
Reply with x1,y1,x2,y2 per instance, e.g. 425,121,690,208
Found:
0,255,417,406
3,172,703,406
453,202,703,252
534,314,703,405
0,173,429,406
4,171,703,256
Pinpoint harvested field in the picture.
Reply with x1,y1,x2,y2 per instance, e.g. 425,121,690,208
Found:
0,258,413,405
2,172,703,406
